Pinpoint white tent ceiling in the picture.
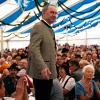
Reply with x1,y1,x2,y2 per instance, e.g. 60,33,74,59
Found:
0,0,100,47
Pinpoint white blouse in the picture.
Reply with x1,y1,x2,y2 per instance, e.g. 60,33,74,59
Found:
59,75,76,91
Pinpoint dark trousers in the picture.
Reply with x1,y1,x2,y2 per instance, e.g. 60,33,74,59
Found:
33,78,53,100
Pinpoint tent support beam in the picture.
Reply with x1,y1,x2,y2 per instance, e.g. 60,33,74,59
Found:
0,27,4,57
85,30,87,45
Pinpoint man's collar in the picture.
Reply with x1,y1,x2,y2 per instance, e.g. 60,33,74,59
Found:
41,19,50,25
41,19,52,29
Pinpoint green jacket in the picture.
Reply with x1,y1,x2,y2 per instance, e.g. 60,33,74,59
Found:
27,20,57,79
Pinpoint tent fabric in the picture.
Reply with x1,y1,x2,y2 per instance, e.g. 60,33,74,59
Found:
0,0,100,36
0,0,6,4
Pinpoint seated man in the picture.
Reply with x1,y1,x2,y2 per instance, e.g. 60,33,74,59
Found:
0,76,28,100
50,78,64,100
3,63,20,96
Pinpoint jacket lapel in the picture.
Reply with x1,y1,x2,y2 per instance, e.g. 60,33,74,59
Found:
41,20,56,49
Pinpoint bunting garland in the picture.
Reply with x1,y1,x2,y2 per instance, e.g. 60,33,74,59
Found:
0,0,99,36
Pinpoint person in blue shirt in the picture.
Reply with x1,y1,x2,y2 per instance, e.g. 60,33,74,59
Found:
75,64,100,100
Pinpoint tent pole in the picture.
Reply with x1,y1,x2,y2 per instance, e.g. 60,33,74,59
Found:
85,30,87,46
0,27,4,57
6,40,9,50
66,34,68,43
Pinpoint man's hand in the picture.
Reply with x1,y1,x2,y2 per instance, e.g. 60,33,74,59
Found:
41,67,51,80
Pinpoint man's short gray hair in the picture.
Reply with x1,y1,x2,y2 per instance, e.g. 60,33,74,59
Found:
42,3,57,15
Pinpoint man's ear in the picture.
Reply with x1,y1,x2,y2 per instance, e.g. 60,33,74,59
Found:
42,12,46,15
42,12,46,18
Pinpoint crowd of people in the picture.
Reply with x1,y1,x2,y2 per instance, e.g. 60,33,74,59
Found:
0,43,100,100
0,47,35,100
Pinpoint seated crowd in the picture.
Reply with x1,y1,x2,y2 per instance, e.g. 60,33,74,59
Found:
0,44,100,100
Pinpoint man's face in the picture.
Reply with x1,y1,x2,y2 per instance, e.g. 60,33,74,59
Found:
44,5,57,24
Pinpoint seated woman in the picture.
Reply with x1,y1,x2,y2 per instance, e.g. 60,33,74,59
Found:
58,64,76,100
75,64,100,100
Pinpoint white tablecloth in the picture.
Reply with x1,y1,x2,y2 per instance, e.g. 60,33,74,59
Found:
3,96,35,100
